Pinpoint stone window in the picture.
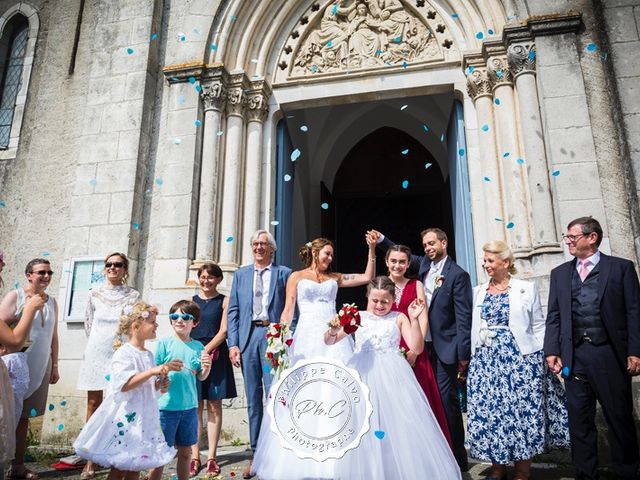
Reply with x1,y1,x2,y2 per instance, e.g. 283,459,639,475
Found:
0,4,39,160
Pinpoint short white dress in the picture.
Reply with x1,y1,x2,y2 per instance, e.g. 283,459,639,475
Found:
73,343,175,470
77,285,139,391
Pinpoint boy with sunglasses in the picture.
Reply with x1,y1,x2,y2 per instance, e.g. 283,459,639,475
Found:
148,300,212,480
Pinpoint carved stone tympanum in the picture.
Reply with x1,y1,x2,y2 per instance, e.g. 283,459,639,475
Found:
290,0,442,76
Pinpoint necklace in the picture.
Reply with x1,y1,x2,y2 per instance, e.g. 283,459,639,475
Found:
490,277,510,292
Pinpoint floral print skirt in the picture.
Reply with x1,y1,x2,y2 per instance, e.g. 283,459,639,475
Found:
466,329,570,463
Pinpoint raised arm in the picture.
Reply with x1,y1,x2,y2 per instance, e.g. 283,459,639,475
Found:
280,272,301,324
414,280,429,338
338,238,377,288
370,229,422,273
398,300,425,354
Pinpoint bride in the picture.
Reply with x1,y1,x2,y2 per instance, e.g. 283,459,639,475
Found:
252,236,376,480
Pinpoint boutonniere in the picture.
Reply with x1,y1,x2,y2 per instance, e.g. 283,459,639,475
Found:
434,275,445,291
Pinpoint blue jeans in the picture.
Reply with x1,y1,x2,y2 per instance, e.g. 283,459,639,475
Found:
159,408,198,447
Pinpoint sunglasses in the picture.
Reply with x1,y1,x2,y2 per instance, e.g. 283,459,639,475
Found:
169,313,195,322
105,262,125,268
31,270,54,276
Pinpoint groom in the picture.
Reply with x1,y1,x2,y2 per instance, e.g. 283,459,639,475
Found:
371,227,472,470
227,230,292,479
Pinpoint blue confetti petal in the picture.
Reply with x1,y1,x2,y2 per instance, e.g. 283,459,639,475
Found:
178,95,185,104
503,152,510,158
586,43,597,52
155,178,163,186
290,149,301,161
226,236,234,243
195,119,202,127
332,5,338,15
321,202,329,210
374,430,385,439
487,29,494,35
89,178,97,186
210,43,217,51
0,200,5,207
401,180,409,189
424,163,433,169
126,47,134,55
216,130,224,136
458,148,465,156
188,76,196,84
394,36,401,43
483,176,491,182
133,223,140,230
440,133,445,142
528,50,536,61
481,124,490,132
506,222,515,229
57,424,64,431
516,158,525,165
451,13,459,18
300,125,308,132
476,32,484,40
174,138,182,145
195,85,202,93
150,33,158,41
48,404,55,411
467,66,475,74
402,61,408,69
42,252,50,257
327,40,333,48
494,217,503,222
561,366,570,378
30,408,37,417
422,124,429,132
263,365,270,373
270,220,280,226
60,400,67,406
400,104,408,111
401,149,409,155
552,169,561,177
310,65,318,73
284,174,292,182
495,98,501,105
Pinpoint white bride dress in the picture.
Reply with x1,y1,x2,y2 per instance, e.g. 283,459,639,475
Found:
253,278,353,480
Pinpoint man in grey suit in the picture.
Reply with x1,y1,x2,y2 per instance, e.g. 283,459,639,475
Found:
227,230,292,479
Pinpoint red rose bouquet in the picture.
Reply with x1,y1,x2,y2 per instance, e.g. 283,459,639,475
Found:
265,323,293,378
328,303,362,334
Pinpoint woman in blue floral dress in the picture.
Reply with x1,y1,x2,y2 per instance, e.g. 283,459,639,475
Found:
467,241,570,480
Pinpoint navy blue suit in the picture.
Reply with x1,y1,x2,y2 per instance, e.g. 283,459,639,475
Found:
380,237,472,469
227,264,292,452
544,252,640,479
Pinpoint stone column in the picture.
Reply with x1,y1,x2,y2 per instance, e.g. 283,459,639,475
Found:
466,68,505,242
194,73,227,264
241,81,271,264
507,42,558,248
217,73,248,271
487,56,532,252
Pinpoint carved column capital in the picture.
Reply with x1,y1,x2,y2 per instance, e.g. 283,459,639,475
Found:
200,80,226,112
487,56,513,88
245,80,271,123
507,42,536,77
225,73,250,118
466,68,493,101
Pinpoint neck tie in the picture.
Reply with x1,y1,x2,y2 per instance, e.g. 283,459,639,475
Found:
579,260,591,282
254,269,265,318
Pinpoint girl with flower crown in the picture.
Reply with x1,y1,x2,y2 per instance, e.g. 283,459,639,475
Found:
73,301,183,480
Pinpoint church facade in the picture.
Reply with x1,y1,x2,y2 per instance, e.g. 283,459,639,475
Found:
0,0,638,445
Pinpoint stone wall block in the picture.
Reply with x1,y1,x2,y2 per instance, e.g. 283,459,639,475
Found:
125,71,148,101
155,226,190,259
557,199,607,233
108,192,135,224
543,95,591,129
63,227,91,256
101,100,143,133
152,259,190,289
618,77,640,114
554,163,602,201
160,163,195,195
110,46,150,75
117,130,141,160
164,136,196,159
548,126,598,164
131,16,153,44
95,159,137,194
69,194,111,226
87,75,127,106
95,21,134,49
73,164,98,195
90,52,112,78
87,224,131,253
604,6,639,43
77,132,119,164
158,195,191,227
611,41,640,77
168,108,198,136
116,1,155,21
81,105,104,135
538,63,586,98
536,34,579,67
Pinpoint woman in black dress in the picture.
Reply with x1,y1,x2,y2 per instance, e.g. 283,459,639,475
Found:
189,263,237,477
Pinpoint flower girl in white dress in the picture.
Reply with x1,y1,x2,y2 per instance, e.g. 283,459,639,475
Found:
326,276,462,479
74,302,183,480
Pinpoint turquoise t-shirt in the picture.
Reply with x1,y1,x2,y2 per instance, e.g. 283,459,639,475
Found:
155,336,204,411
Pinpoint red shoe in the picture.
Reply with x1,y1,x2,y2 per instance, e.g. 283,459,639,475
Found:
206,458,221,476
189,458,202,477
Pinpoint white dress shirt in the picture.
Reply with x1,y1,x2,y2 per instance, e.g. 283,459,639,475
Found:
575,250,600,275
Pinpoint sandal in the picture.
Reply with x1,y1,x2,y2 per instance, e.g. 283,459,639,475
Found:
79,470,96,479
206,458,221,476
189,458,202,477
6,466,40,480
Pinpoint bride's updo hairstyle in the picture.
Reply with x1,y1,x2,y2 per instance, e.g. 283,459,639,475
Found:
366,276,396,298
299,238,335,271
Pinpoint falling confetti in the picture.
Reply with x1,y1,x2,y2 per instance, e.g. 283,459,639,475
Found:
42,252,50,257
481,124,490,132
105,374,111,381
188,76,196,84
178,32,186,42
270,220,280,226
586,43,597,52
263,365,270,373
401,180,409,189
516,158,525,165
552,169,561,177
561,366,570,378
290,149,301,161
476,32,484,40
440,133,445,142
374,431,385,439
300,125,308,132
174,138,182,145
126,48,134,55
487,29,494,35
150,33,158,41
133,223,140,230
216,131,224,136
528,50,536,61
60,400,67,406
451,13,459,18
496,70,504,78
48,404,55,412
193,28,202,36
30,408,37,417
125,412,137,423
400,104,408,110
503,152,510,158
424,163,433,169
310,65,318,73
178,95,185,104
195,85,202,93
458,148,465,156
327,40,333,47
284,174,292,182
467,66,475,74
422,124,429,132
402,61,408,69
226,236,234,243
495,98,501,105
210,43,217,51
394,36,401,43
89,178,97,186
332,4,338,15
483,177,491,182
401,149,409,155
321,202,329,210
155,178,163,186
494,217,503,222
506,222,515,229
57,424,64,431
195,119,202,127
